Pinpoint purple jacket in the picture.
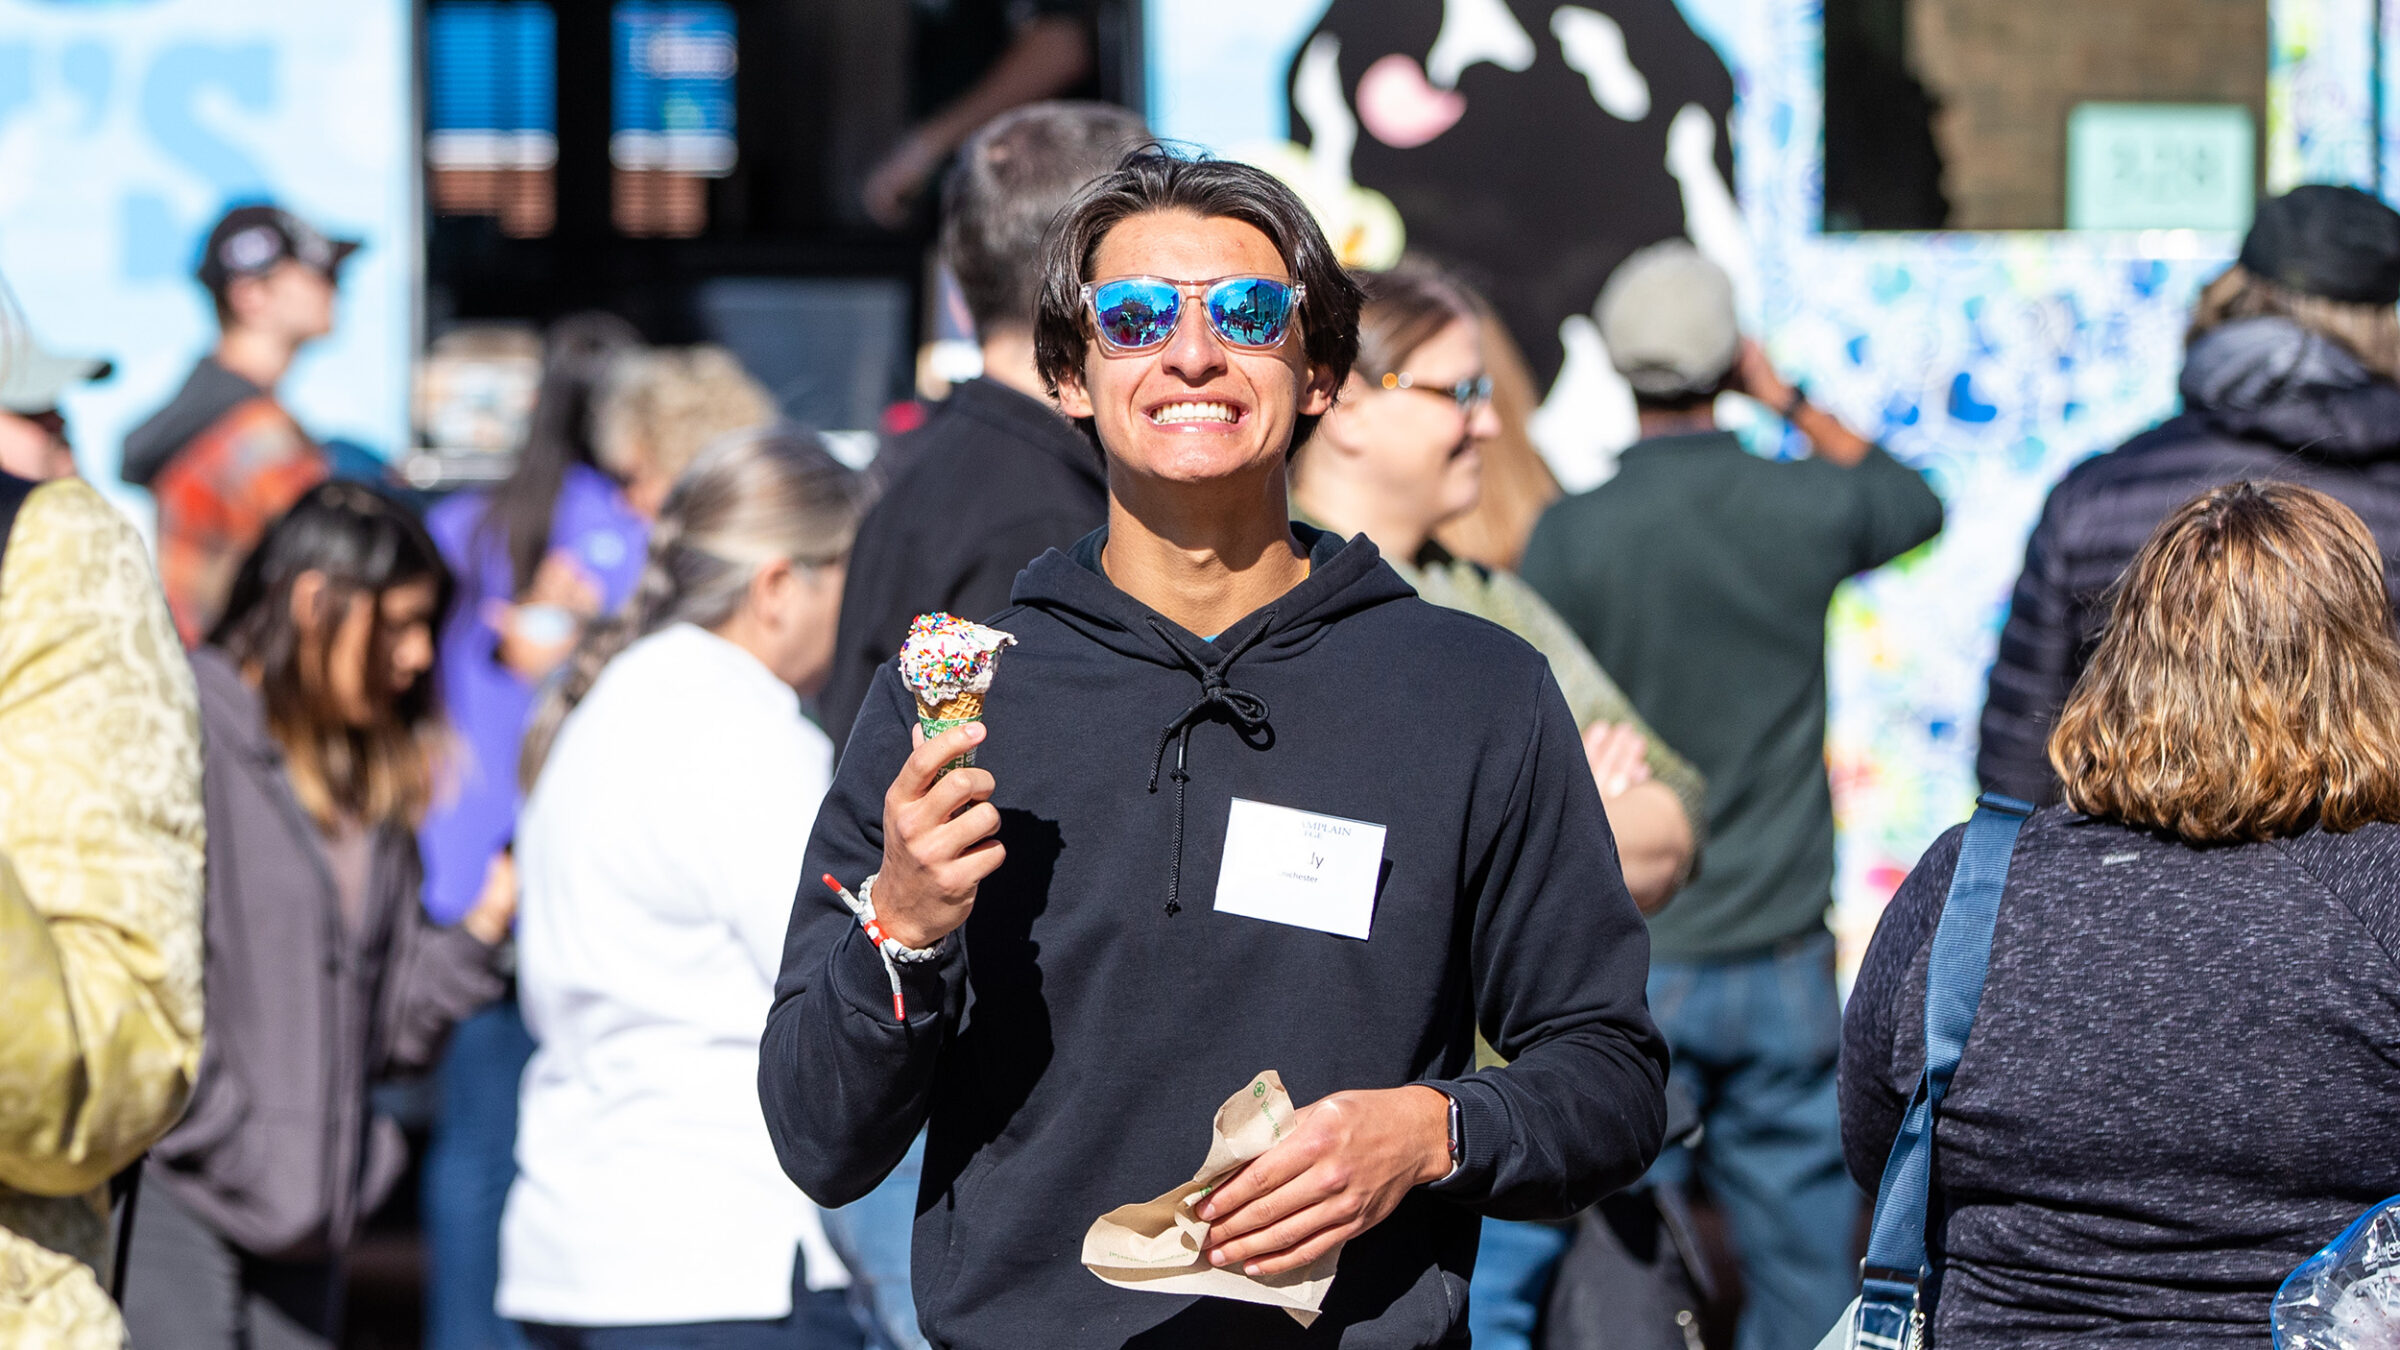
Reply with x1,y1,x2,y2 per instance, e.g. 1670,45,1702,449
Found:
419,465,647,923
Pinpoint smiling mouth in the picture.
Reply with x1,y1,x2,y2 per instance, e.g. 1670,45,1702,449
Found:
1149,400,1242,426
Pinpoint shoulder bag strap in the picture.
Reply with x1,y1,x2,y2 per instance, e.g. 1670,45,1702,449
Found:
1854,792,2034,1347
0,471,34,597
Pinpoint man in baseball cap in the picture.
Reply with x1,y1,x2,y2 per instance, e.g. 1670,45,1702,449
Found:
1519,239,1945,1350
122,203,360,643
0,328,112,481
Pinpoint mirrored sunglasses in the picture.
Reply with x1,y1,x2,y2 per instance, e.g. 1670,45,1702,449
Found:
1083,275,1306,353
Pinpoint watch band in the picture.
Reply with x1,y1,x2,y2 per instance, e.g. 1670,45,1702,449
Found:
1780,381,1809,419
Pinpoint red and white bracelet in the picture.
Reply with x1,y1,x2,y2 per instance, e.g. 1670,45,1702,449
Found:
820,873,946,1021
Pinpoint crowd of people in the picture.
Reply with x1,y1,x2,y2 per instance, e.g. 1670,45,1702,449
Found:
1,95,2397,1350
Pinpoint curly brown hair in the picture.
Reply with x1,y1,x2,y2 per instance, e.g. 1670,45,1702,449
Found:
2049,480,2400,842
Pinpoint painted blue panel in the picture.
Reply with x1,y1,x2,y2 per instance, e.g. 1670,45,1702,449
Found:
0,0,417,507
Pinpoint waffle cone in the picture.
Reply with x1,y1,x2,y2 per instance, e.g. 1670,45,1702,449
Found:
915,689,984,723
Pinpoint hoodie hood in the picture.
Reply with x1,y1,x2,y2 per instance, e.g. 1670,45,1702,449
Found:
2180,315,2400,462
1011,521,1416,671
121,358,266,486
1011,521,1418,915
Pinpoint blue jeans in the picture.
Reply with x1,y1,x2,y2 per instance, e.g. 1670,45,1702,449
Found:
1467,1216,1572,1350
425,998,537,1350
518,1253,861,1349
1645,930,1859,1350
819,1134,928,1350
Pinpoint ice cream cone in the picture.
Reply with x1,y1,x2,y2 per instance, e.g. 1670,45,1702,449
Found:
917,689,986,770
898,613,1012,775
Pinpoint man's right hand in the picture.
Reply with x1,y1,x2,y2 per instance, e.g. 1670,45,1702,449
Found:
872,722,1006,949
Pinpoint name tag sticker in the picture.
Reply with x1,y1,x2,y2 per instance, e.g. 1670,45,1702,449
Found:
1212,797,1389,940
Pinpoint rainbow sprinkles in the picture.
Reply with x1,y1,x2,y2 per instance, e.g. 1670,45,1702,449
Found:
898,612,1017,714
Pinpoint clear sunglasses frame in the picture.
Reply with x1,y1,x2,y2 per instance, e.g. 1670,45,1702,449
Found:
1081,275,1308,354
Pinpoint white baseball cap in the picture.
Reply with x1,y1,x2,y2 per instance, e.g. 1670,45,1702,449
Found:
1597,240,1740,401
0,334,111,414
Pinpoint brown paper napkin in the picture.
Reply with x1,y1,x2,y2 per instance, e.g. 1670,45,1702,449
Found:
1080,1070,1341,1326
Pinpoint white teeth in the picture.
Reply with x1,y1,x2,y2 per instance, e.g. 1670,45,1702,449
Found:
1150,401,1238,425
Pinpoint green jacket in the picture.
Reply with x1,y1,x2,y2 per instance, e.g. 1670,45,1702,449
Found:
1523,432,1943,961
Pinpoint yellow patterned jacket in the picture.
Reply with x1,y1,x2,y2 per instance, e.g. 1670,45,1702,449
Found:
0,479,206,1348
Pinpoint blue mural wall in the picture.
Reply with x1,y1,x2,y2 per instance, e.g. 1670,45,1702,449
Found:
1147,0,2359,965
0,0,416,523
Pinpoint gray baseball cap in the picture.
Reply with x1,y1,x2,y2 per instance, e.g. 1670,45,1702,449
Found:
0,334,112,414
1597,240,1740,401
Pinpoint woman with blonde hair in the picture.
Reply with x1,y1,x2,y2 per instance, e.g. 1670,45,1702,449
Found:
1292,258,1704,913
593,344,780,519
1293,256,1709,1350
1845,479,2400,1347
500,428,868,1348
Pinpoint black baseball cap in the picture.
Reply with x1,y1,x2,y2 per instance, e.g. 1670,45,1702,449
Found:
2238,185,2400,306
196,204,362,297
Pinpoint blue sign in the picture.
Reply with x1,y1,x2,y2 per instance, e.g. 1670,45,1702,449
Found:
429,2,556,173
610,1,737,176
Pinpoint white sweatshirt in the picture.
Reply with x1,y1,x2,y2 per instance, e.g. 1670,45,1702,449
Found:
501,623,846,1325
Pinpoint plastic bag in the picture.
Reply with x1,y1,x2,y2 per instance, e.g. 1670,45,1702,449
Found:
2274,1194,2400,1349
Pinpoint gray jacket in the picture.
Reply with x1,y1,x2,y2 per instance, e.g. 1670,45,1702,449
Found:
147,648,503,1259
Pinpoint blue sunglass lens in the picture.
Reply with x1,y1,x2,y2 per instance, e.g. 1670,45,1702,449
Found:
1208,279,1293,347
1092,280,1180,349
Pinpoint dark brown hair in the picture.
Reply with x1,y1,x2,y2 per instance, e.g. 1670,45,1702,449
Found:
1033,147,1364,451
209,481,455,829
942,101,1149,336
470,311,643,599
2050,480,2400,842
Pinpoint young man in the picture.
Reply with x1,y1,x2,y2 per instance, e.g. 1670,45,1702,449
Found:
122,204,356,643
1521,241,1944,1350
821,100,1147,750
762,151,1666,1347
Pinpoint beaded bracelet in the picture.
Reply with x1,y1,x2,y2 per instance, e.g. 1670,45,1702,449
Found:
820,873,948,1021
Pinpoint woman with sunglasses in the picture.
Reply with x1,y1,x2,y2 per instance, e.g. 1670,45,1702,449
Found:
123,483,513,1350
763,149,1666,1349
1291,260,1706,1349
1290,258,1704,915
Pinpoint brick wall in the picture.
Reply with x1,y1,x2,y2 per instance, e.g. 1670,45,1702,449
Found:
1907,0,2266,229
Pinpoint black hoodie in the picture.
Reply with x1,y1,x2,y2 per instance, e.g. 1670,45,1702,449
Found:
1978,315,2400,802
761,524,1667,1348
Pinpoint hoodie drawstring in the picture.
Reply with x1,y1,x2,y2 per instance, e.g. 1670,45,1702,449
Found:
1145,615,1275,916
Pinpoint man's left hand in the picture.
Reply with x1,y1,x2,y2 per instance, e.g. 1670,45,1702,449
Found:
1196,1085,1452,1277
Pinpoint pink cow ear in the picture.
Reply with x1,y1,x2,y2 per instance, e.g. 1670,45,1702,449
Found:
1357,53,1467,149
